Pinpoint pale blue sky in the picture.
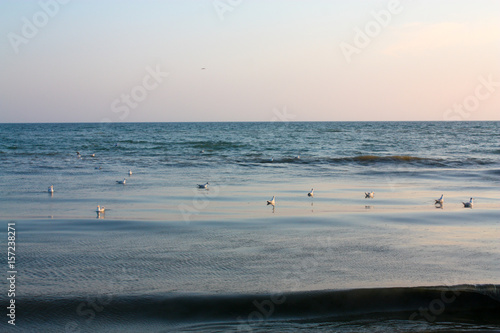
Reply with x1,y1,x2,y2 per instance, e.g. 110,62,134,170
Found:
1,0,499,122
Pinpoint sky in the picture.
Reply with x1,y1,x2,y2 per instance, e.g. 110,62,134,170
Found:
0,0,499,122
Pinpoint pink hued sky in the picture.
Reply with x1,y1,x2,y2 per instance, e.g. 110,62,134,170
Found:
0,0,499,122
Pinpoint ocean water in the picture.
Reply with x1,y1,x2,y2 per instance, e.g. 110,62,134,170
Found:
0,122,499,332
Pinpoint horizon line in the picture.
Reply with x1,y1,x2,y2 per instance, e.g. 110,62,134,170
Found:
2,119,500,125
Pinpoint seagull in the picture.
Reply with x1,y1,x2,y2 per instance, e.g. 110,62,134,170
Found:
434,194,444,205
116,178,126,184
365,192,374,198
267,196,275,206
96,205,105,213
462,198,474,208
90,153,95,157
296,155,300,159
270,157,274,162
48,185,54,193
197,182,209,189
308,188,314,197
128,170,132,176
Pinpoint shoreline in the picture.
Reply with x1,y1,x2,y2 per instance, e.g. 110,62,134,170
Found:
4,285,500,333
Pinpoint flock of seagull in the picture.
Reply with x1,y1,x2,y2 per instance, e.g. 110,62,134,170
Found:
47,152,136,216
47,152,217,216
47,152,476,217
48,184,476,217
432,194,474,208
265,191,474,208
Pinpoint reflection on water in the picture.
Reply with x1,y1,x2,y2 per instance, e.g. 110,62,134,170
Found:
16,212,500,297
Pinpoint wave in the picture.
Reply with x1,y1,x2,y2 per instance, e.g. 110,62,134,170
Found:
189,140,249,151
254,155,428,165
315,129,344,133
117,139,151,144
253,155,495,168
339,155,494,166
128,140,251,152
348,155,425,162
15,285,500,326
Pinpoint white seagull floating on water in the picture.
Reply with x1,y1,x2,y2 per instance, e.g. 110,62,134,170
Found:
365,191,374,198
308,189,314,197
116,178,126,184
197,182,209,189
48,185,54,193
462,198,474,208
267,196,275,206
128,170,133,176
435,194,444,205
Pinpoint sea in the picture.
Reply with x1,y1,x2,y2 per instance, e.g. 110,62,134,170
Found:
0,121,499,332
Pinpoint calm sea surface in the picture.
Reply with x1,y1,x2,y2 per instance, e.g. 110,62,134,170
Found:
0,122,499,332
0,121,499,219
